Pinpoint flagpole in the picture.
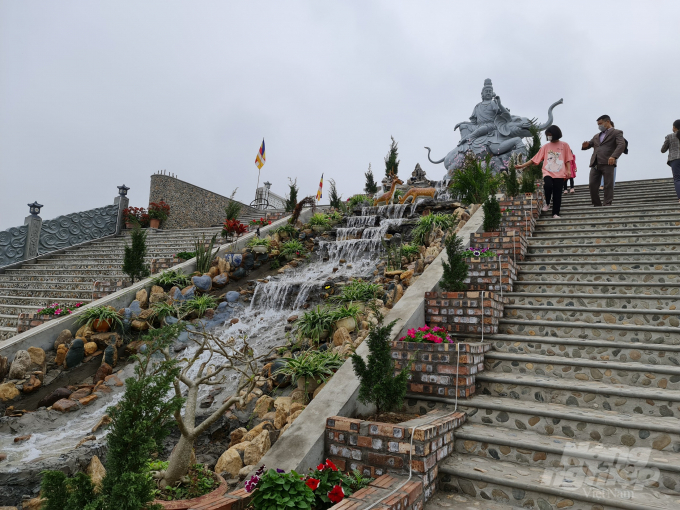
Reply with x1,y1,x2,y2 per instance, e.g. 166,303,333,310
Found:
255,167,262,207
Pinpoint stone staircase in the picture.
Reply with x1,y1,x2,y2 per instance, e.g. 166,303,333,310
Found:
0,226,227,341
434,178,680,509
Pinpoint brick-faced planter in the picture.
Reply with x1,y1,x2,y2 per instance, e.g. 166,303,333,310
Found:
500,209,536,238
464,256,517,293
92,279,131,301
328,473,424,510
469,231,527,262
17,312,55,334
391,340,491,398
499,197,541,220
325,408,466,502
425,291,505,336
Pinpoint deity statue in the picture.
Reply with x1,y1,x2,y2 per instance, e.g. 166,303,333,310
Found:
425,79,563,177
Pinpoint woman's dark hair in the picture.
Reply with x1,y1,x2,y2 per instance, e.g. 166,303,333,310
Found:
544,125,562,141
674,119,680,141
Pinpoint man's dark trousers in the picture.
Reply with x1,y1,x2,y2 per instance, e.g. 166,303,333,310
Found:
589,164,616,206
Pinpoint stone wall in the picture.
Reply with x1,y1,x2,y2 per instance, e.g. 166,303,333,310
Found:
148,174,261,229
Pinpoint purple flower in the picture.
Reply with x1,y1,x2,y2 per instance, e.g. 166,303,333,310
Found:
277,469,285,473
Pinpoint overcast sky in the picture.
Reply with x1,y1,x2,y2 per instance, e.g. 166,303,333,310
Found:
2,1,679,229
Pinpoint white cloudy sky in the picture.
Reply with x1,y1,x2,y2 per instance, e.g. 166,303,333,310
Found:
1,1,679,229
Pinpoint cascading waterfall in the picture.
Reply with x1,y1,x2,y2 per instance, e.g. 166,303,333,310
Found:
434,179,452,201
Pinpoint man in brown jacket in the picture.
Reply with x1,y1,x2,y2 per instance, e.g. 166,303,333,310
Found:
582,115,626,206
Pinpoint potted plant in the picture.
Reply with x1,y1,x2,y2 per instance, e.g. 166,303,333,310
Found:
329,304,360,333
248,237,271,254
122,206,148,229
275,224,296,240
76,305,124,332
309,213,331,233
280,239,306,261
294,305,335,342
148,201,170,229
221,219,248,243
250,217,272,230
274,350,344,394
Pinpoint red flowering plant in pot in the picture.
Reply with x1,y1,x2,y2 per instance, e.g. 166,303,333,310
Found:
250,217,272,229
222,219,248,242
123,206,149,228
399,325,453,344
148,201,171,229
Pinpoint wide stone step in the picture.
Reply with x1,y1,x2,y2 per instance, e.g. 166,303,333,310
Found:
4,268,127,276
0,274,123,284
506,292,680,310
555,195,680,209
439,454,680,509
0,281,98,291
485,352,680,390
0,287,93,299
528,242,680,254
488,333,680,367
517,270,680,284
26,262,123,270
524,252,680,262
425,492,516,509
540,208,680,221
513,280,680,295
529,234,680,247
0,296,90,307
477,372,680,418
535,223,680,234
454,423,680,496
451,394,680,451
500,318,678,345
0,314,18,328
504,305,680,329
518,261,680,272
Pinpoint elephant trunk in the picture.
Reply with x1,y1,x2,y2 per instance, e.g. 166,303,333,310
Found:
424,147,445,164
536,98,564,131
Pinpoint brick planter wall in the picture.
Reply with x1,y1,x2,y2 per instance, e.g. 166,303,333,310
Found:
464,256,517,293
325,409,466,502
17,312,54,334
500,210,536,238
391,341,491,398
329,474,425,510
425,291,505,335
92,279,131,301
150,256,179,274
499,198,541,220
469,231,527,262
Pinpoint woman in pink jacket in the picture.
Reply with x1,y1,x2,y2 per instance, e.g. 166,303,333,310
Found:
516,125,573,218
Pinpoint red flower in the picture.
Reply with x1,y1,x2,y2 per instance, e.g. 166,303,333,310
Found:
316,463,326,472
328,485,344,503
325,459,338,472
306,478,320,491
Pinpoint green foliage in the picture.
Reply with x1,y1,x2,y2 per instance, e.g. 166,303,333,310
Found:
41,326,184,510
392,188,404,203
328,211,343,222
225,188,242,221
149,462,216,501
348,194,373,210
411,213,457,245
250,469,316,510
328,179,342,209
152,268,190,289
364,164,379,194
294,305,335,341
384,136,400,177
502,161,520,199
351,317,410,416
274,224,297,237
76,305,124,331
122,226,150,283
270,259,281,270
482,194,502,232
309,213,331,229
281,239,306,258
342,469,373,493
274,350,344,385
183,295,218,317
175,251,196,261
520,169,537,193
310,462,351,509
248,237,271,248
151,301,178,321
285,178,300,212
439,233,468,292
523,124,544,182
330,280,383,303
384,240,402,271
195,234,218,274
328,304,360,324
449,153,500,205
400,244,420,258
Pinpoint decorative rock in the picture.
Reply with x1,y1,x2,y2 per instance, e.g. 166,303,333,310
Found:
54,344,67,367
232,267,247,280
287,409,304,425
242,421,274,443
91,414,112,433
84,342,98,356
214,448,243,478
65,339,85,369
0,355,7,382
87,455,106,490
290,388,307,405
22,375,41,394
94,363,113,385
131,320,150,331
243,253,255,270
229,427,247,448
274,407,288,430
38,387,72,408
226,291,241,302
652,434,671,451
8,350,31,379
22,497,45,510
0,382,19,402
136,289,149,308
244,430,271,466
54,329,73,350
253,396,275,418
192,275,213,292
239,465,255,479
70,387,92,400
52,398,79,412
75,324,95,341
333,327,352,347
212,274,228,288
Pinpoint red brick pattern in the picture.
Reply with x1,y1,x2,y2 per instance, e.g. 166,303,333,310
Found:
424,291,506,335
17,312,54,333
469,231,527,262
92,279,130,300
500,210,536,238
499,198,541,219
464,256,516,293
328,474,424,510
150,256,179,274
325,409,465,502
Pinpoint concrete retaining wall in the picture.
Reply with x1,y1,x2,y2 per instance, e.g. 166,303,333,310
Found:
256,207,485,474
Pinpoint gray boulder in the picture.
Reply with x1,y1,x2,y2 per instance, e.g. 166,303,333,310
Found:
192,275,212,292
8,350,32,379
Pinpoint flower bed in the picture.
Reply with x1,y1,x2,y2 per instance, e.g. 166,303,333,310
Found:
424,291,505,336
324,408,466,503
464,255,517,293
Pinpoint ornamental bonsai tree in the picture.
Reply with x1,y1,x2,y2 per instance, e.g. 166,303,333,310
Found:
439,233,468,292
156,323,275,488
350,314,410,417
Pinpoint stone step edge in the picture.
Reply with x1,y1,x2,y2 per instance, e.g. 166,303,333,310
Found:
412,394,680,436
485,351,680,376
0,276,124,281
0,296,91,302
476,372,680,401
455,425,680,474
542,202,680,214
0,326,17,332
532,233,680,241
486,333,680,353
519,269,680,275
536,227,680,235
514,280,680,287
524,253,680,258
518,262,680,266
528,241,680,248
438,456,677,510
500,318,679,334
505,304,680,316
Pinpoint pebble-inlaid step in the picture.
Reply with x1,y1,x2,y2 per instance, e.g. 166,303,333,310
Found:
454,424,680,496
0,287,94,299
439,455,680,509
506,292,680,310
0,275,123,284
517,271,680,284
535,224,680,234
529,233,680,246
488,333,680,366
477,372,680,418
512,282,680,296
425,491,517,509
544,208,680,220
485,352,680,390
4,268,127,276
518,261,680,271
528,242,680,254
504,304,680,328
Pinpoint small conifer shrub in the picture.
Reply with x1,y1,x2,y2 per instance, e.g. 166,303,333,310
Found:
122,226,150,283
439,233,468,292
482,194,502,232
364,164,378,195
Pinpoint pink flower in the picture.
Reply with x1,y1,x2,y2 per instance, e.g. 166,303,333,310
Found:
407,329,416,339
417,325,430,332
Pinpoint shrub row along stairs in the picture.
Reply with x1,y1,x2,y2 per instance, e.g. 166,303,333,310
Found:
433,178,680,509
0,226,226,341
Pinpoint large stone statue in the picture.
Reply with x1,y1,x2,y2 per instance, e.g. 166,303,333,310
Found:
425,79,563,176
